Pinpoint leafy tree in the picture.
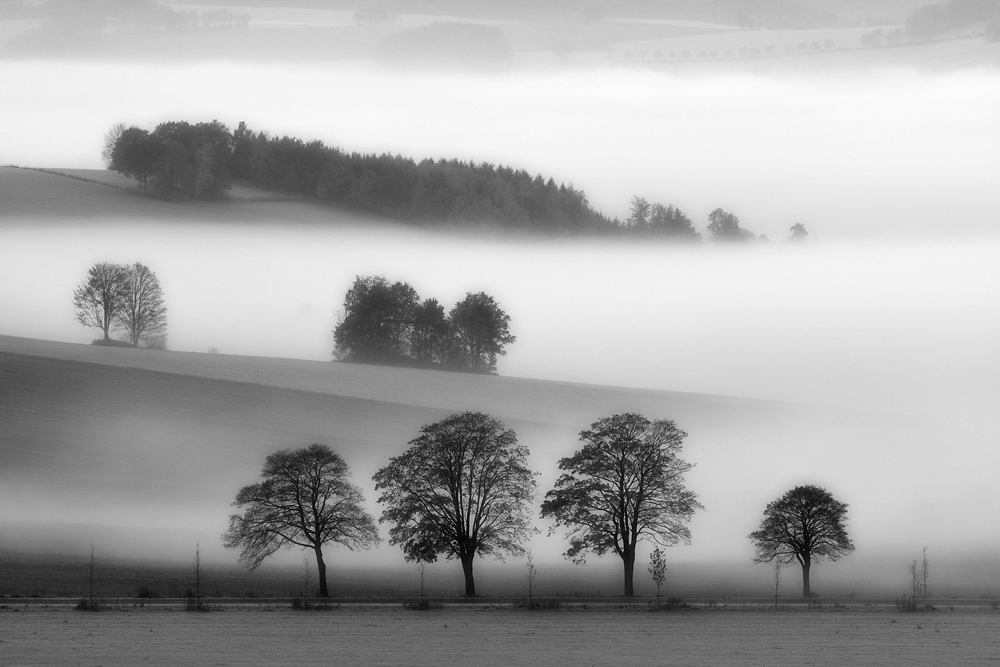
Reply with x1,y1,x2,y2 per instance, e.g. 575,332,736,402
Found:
707,208,755,242
540,413,702,597
373,412,537,596
626,196,651,230
333,275,419,361
223,444,379,597
448,292,515,373
72,262,126,341
649,202,700,240
116,262,167,348
109,126,161,193
787,223,809,242
748,484,855,598
409,297,451,364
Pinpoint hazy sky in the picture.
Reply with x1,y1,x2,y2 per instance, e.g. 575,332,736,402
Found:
2,56,999,588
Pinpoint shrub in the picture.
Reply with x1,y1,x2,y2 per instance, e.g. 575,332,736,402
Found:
403,597,442,611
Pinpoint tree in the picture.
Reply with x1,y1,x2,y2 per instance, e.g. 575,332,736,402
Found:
649,547,667,608
707,208,755,242
110,126,160,193
72,262,126,341
649,203,700,240
448,292,516,373
373,412,537,596
409,297,450,364
787,223,809,242
540,413,702,597
101,122,127,168
748,485,855,598
116,262,167,348
333,275,419,361
223,443,379,597
626,196,650,230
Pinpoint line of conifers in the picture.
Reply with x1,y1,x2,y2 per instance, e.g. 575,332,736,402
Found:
73,265,516,374
223,411,855,600
102,120,809,242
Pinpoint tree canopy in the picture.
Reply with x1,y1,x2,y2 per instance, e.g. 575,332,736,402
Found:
372,412,537,596
748,484,855,598
333,276,515,374
72,262,126,341
223,444,379,597
540,413,702,596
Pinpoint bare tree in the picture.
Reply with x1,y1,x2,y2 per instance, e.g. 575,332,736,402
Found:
116,262,167,347
649,547,667,608
772,558,785,609
72,262,126,341
921,547,930,598
223,444,379,597
101,122,127,168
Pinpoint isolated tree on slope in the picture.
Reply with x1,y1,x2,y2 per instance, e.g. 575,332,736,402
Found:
72,262,126,341
748,484,854,598
541,413,702,597
224,444,379,597
373,412,537,596
116,262,167,348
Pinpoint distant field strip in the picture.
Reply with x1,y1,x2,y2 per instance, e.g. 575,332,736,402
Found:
2,607,997,667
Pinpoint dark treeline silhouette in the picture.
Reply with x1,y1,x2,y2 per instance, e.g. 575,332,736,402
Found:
229,121,612,233
333,276,516,374
106,120,810,240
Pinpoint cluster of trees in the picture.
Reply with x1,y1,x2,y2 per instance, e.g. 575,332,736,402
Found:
106,121,233,200
627,197,809,243
225,411,855,599
333,276,515,374
72,262,167,348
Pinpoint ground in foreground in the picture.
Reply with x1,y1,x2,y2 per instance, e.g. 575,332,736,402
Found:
2,605,996,666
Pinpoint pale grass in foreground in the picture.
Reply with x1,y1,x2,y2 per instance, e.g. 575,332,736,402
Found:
2,606,997,666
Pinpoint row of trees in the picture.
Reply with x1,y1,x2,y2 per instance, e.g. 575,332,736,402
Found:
72,262,167,348
105,122,814,240
904,0,999,42
625,197,809,243
224,412,854,599
333,276,516,374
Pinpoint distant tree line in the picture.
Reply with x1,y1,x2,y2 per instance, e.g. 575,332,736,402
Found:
72,262,167,348
105,120,812,240
333,276,515,374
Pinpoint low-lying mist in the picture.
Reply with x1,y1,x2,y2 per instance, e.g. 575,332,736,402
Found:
2,61,999,239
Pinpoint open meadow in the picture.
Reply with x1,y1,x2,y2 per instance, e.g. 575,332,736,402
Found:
3,604,999,667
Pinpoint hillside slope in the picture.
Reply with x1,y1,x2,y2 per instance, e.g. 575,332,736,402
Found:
0,167,376,225
0,334,818,565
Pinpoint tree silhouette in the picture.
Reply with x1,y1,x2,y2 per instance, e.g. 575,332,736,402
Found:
373,412,537,596
116,262,167,348
72,262,126,341
748,485,854,597
541,413,702,597
223,444,379,597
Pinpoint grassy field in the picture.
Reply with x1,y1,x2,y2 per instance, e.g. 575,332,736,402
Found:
0,166,376,224
2,605,999,666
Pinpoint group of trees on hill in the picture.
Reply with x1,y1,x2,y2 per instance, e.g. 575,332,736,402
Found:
104,121,812,240
225,411,854,599
72,262,167,348
333,276,515,374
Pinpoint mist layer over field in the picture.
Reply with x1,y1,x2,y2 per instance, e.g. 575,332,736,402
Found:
2,61,999,238
2,58,999,597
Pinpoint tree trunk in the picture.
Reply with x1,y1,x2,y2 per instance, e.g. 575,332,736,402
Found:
622,546,636,597
461,552,476,597
315,546,328,598
801,559,811,598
